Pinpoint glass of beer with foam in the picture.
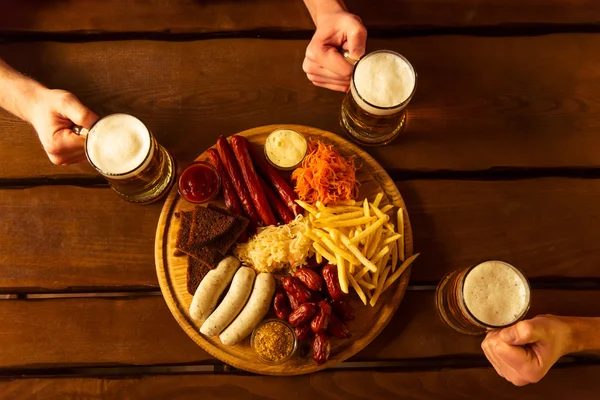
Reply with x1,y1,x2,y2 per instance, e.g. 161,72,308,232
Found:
435,260,531,335
340,49,417,146
78,113,176,203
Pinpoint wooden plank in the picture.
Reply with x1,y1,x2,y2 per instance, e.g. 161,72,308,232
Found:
0,187,160,290
355,289,600,361
1,0,599,34
0,296,214,368
3,35,600,178
1,365,600,399
2,177,600,290
0,290,596,368
400,178,600,282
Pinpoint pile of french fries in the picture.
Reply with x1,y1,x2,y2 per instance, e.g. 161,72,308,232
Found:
296,193,419,306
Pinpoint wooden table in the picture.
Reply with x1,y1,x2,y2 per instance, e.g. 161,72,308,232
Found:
2,1,600,398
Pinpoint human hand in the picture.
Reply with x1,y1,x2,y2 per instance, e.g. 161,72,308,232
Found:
481,315,575,386
27,88,98,165
303,9,367,92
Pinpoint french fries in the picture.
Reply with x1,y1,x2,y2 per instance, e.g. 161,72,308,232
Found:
348,274,367,305
296,193,419,307
397,208,405,262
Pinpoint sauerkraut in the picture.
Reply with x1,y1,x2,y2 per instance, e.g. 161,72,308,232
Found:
235,215,313,272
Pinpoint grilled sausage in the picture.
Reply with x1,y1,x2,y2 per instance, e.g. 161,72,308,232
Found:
231,135,277,226
206,148,243,216
216,136,260,230
248,143,302,216
219,273,275,346
258,176,294,224
200,267,255,337
189,256,240,322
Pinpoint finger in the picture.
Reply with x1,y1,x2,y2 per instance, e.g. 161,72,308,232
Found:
305,65,351,83
54,128,86,153
48,149,86,166
481,337,505,378
61,93,99,129
303,58,348,79
496,340,539,370
344,23,367,60
311,81,349,92
44,128,87,166
55,152,87,166
494,341,538,386
500,320,541,346
307,73,350,85
308,40,354,78
511,378,531,387
485,329,502,340
49,146,86,165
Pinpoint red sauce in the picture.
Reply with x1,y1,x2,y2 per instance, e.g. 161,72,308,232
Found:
179,162,221,203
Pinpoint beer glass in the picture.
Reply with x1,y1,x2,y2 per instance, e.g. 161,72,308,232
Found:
435,260,531,335
75,113,176,204
340,49,417,146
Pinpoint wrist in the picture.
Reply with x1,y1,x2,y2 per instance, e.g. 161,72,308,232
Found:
305,0,347,26
559,316,600,354
0,60,46,122
19,81,47,123
7,75,46,123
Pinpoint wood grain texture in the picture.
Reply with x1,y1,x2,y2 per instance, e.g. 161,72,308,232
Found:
0,296,213,368
1,0,599,34
3,177,600,290
0,186,160,290
401,178,600,282
3,35,600,178
354,289,600,361
2,365,600,400
0,290,597,369
155,125,413,375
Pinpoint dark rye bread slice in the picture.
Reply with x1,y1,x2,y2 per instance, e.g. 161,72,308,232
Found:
187,206,236,248
206,204,249,255
175,210,221,269
187,256,210,295
187,245,221,270
175,211,194,253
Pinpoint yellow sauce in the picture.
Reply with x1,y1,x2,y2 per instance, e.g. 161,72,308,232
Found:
265,129,307,169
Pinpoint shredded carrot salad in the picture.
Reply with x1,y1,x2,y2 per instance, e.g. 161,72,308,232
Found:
291,140,359,205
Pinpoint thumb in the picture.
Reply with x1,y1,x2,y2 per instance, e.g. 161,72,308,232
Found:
500,320,542,346
345,24,367,60
61,93,99,129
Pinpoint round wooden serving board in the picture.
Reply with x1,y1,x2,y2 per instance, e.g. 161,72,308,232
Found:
155,125,413,375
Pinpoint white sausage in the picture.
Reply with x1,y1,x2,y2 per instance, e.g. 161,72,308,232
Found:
189,256,240,322
219,273,275,346
200,267,256,337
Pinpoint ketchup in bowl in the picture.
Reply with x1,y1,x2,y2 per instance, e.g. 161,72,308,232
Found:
178,161,221,203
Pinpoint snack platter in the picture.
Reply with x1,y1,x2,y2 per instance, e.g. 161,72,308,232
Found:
155,124,414,375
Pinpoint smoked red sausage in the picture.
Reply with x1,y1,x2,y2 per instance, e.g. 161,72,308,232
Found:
216,136,261,229
258,176,294,224
248,143,302,216
206,148,243,216
231,136,277,226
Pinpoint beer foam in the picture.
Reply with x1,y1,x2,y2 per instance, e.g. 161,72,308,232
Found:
86,114,152,177
463,261,529,327
352,51,415,116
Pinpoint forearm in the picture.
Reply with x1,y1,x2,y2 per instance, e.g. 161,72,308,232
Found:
0,59,45,122
563,316,600,354
303,0,347,25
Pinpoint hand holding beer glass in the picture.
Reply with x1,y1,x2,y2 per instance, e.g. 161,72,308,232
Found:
340,49,417,146
75,114,176,204
482,315,578,386
435,260,531,335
